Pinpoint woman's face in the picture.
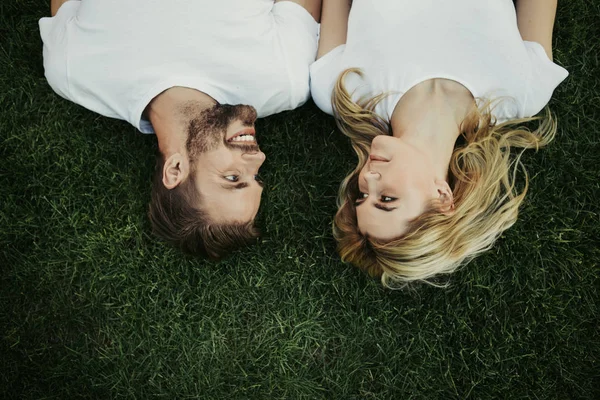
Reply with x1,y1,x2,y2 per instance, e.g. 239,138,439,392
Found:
355,135,441,239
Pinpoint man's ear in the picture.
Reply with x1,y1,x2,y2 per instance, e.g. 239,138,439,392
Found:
162,153,189,189
435,180,455,215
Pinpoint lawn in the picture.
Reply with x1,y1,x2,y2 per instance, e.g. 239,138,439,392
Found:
1,1,598,399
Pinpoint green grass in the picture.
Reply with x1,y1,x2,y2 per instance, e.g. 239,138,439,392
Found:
1,1,598,399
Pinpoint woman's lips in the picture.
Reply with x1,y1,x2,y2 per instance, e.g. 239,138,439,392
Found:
369,154,390,162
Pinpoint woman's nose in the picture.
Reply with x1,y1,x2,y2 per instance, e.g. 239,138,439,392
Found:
365,171,381,181
365,171,380,194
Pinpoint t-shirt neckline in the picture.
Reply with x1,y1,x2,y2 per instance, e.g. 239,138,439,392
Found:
386,75,479,120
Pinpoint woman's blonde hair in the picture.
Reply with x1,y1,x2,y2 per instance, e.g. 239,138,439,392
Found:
332,69,557,287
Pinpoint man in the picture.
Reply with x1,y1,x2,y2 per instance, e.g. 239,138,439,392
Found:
40,0,321,258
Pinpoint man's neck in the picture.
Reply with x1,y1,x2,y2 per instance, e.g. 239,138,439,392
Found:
146,87,216,156
390,79,474,180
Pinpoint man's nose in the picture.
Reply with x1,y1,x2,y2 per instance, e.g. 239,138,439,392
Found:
242,151,266,163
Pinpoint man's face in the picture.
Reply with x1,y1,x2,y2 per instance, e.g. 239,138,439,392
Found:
187,104,265,224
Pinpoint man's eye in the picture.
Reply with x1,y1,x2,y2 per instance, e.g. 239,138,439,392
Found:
225,175,239,182
381,196,396,202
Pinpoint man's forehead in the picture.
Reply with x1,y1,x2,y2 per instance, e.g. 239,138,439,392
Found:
201,185,261,222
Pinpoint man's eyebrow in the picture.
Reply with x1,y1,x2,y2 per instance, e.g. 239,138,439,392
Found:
220,182,250,190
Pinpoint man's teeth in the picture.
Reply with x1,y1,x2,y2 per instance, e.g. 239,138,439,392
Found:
231,134,256,142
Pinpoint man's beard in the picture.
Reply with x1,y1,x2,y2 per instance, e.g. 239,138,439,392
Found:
185,104,259,159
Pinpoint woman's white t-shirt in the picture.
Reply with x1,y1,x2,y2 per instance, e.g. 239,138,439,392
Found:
39,0,318,133
310,0,568,122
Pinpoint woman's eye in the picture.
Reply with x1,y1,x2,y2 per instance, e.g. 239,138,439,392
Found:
381,196,396,203
225,175,239,182
359,192,368,199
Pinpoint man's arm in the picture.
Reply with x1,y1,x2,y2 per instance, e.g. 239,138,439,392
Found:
275,0,322,22
316,0,351,59
51,0,72,16
515,0,558,60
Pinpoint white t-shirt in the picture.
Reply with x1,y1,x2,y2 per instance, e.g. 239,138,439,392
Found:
310,0,568,122
39,0,318,133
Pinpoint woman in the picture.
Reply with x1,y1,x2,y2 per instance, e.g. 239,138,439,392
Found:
310,0,568,285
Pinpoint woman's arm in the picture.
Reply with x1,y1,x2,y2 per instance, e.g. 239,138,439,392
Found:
51,0,73,16
316,0,351,59
515,0,558,60
275,0,322,22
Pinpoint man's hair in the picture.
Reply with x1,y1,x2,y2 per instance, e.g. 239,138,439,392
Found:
148,153,259,259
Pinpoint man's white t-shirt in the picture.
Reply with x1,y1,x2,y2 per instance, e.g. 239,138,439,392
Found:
39,0,318,133
310,0,568,122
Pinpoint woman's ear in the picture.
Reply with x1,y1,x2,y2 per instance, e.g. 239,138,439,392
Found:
435,180,455,215
162,153,189,189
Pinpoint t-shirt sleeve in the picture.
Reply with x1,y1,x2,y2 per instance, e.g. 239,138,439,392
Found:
522,40,569,117
38,1,81,101
272,1,319,109
309,45,345,116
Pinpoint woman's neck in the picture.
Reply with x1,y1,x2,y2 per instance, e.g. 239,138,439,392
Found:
390,79,475,180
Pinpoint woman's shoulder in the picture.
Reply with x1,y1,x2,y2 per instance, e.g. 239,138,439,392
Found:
521,41,569,117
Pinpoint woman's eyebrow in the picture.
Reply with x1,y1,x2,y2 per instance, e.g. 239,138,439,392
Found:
374,203,397,212
354,200,397,211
